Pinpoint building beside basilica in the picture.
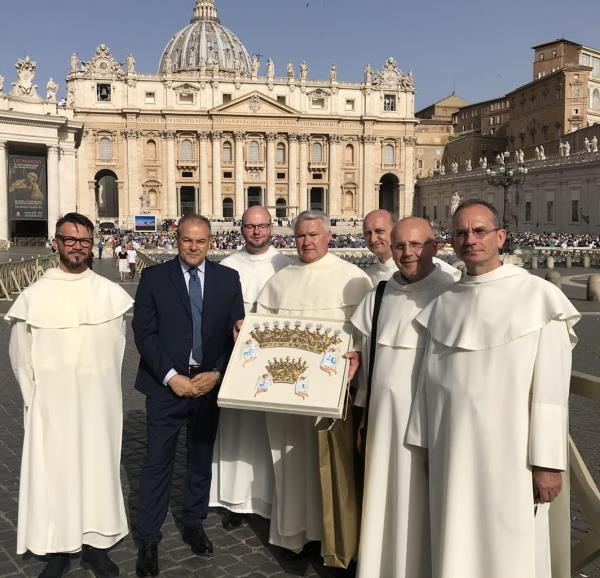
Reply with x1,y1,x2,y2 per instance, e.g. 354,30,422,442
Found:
69,0,417,226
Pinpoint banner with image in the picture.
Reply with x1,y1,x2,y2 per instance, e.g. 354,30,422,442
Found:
8,155,47,221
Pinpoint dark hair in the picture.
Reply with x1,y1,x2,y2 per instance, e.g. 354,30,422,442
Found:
55,212,94,236
176,215,212,237
452,199,500,229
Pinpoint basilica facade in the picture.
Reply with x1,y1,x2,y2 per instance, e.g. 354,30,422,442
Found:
70,0,417,225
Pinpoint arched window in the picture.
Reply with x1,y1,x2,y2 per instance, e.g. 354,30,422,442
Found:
223,198,234,218
593,88,600,110
223,141,233,163
145,140,157,161
345,144,354,165
249,140,260,162
276,198,287,218
383,144,395,165
99,138,112,161
180,139,193,162
276,142,286,164
311,142,323,162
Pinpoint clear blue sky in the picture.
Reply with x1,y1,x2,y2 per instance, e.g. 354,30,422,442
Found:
1,0,600,109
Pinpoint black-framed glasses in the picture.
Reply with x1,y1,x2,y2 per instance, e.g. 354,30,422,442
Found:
243,223,271,231
55,235,94,248
392,240,434,252
453,228,500,241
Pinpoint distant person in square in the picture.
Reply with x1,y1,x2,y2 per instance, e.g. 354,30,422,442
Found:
5,213,133,578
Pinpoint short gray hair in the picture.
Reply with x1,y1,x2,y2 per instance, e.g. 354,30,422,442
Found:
292,210,331,231
176,215,212,236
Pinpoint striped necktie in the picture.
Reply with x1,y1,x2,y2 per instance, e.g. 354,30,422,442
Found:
188,267,203,364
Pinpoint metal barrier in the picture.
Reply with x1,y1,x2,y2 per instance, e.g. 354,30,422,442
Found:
0,253,60,300
570,371,600,575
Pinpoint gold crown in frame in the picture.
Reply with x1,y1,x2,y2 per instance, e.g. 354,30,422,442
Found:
250,320,342,355
266,356,308,384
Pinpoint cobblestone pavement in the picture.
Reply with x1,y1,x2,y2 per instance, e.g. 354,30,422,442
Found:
0,258,598,577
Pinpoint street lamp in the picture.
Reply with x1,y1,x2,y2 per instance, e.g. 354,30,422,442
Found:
486,151,528,231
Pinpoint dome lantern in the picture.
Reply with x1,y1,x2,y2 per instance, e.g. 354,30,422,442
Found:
192,0,219,22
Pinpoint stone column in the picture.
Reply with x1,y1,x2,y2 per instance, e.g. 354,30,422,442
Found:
212,131,222,218
362,135,377,213
47,145,60,233
123,129,140,222
288,133,299,217
164,130,177,218
266,132,276,214
299,134,309,213
234,132,245,218
402,136,416,217
0,141,7,240
198,132,209,215
328,134,341,217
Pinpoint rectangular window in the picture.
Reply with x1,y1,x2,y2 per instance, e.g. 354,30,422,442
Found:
145,92,156,104
417,159,423,169
573,108,580,115
433,205,438,220
384,94,396,112
277,95,286,105
345,99,355,111
422,206,427,218
97,84,111,102
525,202,532,222
581,53,591,67
222,93,232,104
547,201,554,222
313,173,322,180
572,85,581,97
277,172,286,179
181,171,193,178
223,171,233,179
311,97,325,109
572,200,580,222
179,92,194,104
540,53,545,61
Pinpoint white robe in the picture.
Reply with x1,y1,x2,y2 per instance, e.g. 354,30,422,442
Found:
210,246,291,517
5,268,133,555
351,264,460,578
256,252,372,552
407,264,580,578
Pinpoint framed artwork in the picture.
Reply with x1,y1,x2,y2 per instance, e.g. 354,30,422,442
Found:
218,313,353,418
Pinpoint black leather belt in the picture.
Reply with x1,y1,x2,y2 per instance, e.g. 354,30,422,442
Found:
188,365,203,377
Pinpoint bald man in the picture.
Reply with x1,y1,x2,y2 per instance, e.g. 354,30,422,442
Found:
352,217,460,578
210,207,291,529
363,210,397,285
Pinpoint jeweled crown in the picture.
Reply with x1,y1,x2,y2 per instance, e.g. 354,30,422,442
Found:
251,321,342,354
266,356,308,384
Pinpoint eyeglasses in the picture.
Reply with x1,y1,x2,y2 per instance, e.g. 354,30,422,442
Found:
453,228,500,241
392,240,434,252
55,235,94,248
243,223,271,231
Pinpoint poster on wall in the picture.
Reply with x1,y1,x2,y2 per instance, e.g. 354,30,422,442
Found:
218,314,353,419
8,155,47,221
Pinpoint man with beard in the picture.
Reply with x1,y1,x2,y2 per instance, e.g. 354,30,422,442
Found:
210,206,291,529
5,213,133,578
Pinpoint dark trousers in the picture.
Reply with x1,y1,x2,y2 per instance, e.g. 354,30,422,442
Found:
136,393,220,543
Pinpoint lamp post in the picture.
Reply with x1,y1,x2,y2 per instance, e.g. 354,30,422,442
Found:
486,151,528,231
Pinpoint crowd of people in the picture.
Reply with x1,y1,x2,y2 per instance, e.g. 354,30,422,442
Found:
6,206,580,578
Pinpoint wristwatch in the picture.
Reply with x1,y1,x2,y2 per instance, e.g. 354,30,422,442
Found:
212,369,222,384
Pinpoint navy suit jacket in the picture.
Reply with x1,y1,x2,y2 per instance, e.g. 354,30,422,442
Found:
133,256,244,401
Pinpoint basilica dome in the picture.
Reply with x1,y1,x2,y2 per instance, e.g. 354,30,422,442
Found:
158,0,252,75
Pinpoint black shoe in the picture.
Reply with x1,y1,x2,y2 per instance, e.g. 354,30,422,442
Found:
135,544,158,577
182,525,213,555
39,554,70,578
81,546,119,577
222,511,243,530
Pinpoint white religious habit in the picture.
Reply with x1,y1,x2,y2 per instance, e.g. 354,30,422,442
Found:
5,268,133,556
407,264,580,578
368,256,459,286
256,252,372,552
210,246,291,518
352,263,460,578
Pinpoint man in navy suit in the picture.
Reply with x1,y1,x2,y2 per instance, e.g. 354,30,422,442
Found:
133,215,244,577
